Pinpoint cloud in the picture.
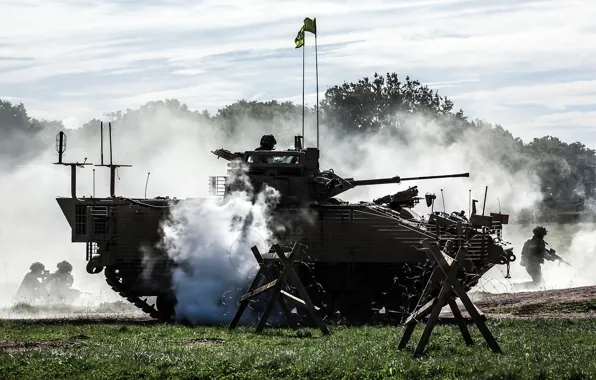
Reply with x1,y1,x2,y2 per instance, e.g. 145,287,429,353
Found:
453,80,596,110
525,110,596,129
509,111,596,146
1,0,595,144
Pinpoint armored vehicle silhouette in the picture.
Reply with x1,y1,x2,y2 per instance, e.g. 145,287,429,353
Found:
54,128,515,323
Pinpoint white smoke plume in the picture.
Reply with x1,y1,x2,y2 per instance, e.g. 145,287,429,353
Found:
159,162,282,324
316,112,542,217
0,104,230,311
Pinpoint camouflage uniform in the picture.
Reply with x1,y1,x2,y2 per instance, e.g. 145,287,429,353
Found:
15,262,48,302
45,261,75,302
520,226,553,285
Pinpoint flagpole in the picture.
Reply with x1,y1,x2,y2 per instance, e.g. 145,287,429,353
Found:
302,31,305,143
315,23,319,149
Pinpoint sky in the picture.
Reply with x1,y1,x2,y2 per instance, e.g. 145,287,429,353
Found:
1,0,595,146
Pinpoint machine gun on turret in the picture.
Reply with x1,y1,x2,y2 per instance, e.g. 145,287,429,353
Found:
373,186,422,210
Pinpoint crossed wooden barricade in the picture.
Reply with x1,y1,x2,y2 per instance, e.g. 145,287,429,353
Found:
398,239,502,357
229,242,330,335
228,238,499,355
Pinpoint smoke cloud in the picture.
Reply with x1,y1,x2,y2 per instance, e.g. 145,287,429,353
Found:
0,97,593,319
159,162,281,324
0,105,229,310
476,223,596,293
316,113,541,217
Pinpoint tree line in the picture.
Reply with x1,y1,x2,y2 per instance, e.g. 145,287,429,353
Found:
1,72,594,222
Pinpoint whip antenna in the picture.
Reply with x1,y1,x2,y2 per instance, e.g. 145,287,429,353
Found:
145,172,151,199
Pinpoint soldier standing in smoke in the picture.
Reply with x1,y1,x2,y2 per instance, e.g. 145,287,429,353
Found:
15,262,49,302
520,226,557,287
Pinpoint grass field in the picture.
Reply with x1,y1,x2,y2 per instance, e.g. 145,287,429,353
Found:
1,314,596,379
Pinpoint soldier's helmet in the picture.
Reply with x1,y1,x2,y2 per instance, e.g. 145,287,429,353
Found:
259,134,277,150
533,225,547,238
30,262,45,272
57,260,73,273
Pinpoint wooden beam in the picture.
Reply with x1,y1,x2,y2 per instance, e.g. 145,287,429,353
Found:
230,242,329,335
398,238,501,357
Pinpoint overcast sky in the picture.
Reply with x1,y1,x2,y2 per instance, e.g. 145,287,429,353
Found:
1,0,595,145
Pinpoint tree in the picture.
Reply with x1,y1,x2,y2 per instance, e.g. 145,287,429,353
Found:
525,136,596,200
320,72,462,136
0,100,53,170
213,99,311,141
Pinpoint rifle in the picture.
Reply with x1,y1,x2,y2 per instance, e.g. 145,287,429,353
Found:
546,248,572,267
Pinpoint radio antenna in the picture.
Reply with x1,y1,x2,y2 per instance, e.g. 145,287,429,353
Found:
100,121,104,165
145,172,151,199
482,186,488,215
94,121,132,197
53,131,93,199
109,122,113,165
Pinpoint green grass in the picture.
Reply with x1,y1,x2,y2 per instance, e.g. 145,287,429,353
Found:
1,318,596,379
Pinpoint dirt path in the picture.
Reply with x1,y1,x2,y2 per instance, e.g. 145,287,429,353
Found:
463,285,596,319
2,286,596,323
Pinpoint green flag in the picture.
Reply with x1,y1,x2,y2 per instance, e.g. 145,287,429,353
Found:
295,26,304,48
304,17,316,35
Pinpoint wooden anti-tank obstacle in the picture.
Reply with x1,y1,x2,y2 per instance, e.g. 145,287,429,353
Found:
398,237,501,357
229,242,330,335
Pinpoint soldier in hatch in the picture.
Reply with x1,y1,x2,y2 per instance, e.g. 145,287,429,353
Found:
15,262,49,302
255,134,277,151
520,225,557,286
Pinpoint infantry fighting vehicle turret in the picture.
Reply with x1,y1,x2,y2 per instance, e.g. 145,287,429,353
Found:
54,128,515,323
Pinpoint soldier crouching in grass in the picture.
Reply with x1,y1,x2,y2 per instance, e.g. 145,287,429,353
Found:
15,262,49,303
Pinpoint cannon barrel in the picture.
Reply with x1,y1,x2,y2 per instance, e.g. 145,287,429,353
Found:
348,172,470,187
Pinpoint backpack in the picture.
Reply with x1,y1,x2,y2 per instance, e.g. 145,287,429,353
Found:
520,239,533,267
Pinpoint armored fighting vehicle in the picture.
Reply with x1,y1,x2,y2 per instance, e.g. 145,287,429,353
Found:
54,128,515,323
